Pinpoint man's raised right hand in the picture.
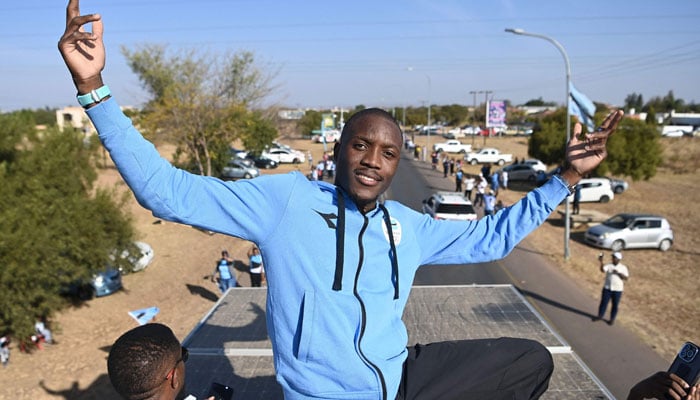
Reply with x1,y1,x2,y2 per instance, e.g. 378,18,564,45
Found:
58,0,105,94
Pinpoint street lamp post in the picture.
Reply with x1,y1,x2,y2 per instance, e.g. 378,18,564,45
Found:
505,28,573,260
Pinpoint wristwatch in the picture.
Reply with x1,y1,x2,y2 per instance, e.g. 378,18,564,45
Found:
556,174,577,195
77,85,110,108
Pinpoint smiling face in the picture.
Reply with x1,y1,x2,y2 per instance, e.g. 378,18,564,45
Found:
334,109,403,213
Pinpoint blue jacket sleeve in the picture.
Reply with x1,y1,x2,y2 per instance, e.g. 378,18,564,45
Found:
416,176,570,265
86,98,294,243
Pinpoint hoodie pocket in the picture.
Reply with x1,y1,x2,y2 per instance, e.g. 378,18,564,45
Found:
294,290,315,362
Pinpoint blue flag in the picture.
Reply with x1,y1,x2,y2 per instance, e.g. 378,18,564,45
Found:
128,306,160,325
569,83,596,132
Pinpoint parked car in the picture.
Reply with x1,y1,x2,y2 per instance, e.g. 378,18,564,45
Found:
262,148,306,164
422,192,477,221
63,267,123,300
585,213,674,251
113,241,155,273
221,159,260,180
604,177,629,194
229,146,248,159
520,159,547,172
567,178,615,203
497,164,538,181
245,154,278,169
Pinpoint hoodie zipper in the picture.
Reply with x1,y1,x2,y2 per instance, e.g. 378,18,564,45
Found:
353,215,388,400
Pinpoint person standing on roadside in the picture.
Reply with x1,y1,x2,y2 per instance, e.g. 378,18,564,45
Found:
464,174,475,201
247,245,264,287
0,336,9,367
572,183,582,215
58,2,623,398
593,252,629,325
455,169,463,192
483,190,497,216
212,250,236,294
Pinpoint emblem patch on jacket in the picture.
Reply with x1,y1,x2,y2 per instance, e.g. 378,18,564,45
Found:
382,216,402,245
314,210,337,229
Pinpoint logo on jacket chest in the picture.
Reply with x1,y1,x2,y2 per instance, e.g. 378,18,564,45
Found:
314,210,337,229
382,216,402,245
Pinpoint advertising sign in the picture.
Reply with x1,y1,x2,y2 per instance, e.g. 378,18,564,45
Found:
486,100,507,128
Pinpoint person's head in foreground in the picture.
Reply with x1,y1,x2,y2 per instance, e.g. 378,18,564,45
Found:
107,323,188,400
333,108,403,214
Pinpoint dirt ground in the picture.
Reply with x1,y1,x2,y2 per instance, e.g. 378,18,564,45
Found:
0,134,697,399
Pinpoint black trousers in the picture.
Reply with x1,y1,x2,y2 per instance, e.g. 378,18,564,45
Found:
396,338,553,400
250,272,262,287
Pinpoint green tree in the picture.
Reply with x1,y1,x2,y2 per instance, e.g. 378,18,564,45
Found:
528,108,568,165
0,125,134,344
598,118,662,180
122,44,278,177
297,110,323,136
523,97,557,107
624,93,644,112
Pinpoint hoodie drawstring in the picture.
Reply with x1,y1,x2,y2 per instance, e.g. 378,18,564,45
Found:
332,189,399,300
332,189,346,292
378,204,400,300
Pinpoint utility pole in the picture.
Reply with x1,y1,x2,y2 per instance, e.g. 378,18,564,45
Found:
483,90,493,146
469,90,484,147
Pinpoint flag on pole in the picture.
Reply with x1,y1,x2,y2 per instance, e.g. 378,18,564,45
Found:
569,83,596,132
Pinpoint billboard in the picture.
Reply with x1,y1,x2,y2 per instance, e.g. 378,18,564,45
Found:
486,100,507,128
322,113,336,130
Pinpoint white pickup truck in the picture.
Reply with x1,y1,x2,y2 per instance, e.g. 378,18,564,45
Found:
433,140,472,154
464,148,513,165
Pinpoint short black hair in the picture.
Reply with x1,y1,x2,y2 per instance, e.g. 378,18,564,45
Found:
107,323,181,400
340,108,402,146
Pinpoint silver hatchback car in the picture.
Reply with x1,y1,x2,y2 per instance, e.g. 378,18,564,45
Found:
585,213,674,252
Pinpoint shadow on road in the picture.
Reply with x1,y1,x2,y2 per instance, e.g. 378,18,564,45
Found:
516,286,598,320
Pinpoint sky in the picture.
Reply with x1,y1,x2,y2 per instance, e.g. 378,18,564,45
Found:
2,0,700,112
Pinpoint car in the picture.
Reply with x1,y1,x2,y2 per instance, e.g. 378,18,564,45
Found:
567,178,615,203
262,148,306,164
422,192,477,221
221,159,260,179
113,241,155,273
520,159,547,172
498,164,539,182
62,267,123,300
312,130,341,143
604,177,629,194
229,146,248,159
90,268,123,297
585,213,674,252
245,154,278,169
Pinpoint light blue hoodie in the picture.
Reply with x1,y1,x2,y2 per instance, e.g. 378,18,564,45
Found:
87,99,570,399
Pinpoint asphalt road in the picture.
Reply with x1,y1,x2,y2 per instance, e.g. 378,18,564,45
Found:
386,150,669,400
